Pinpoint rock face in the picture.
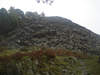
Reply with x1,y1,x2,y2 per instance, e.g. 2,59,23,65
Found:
0,16,100,54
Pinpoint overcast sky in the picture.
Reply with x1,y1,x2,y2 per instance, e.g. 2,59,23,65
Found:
0,0,100,34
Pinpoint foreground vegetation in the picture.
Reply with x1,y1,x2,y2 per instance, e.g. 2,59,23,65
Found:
84,56,100,75
0,47,99,75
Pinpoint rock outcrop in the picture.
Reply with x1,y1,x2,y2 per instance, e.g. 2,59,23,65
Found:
0,16,100,54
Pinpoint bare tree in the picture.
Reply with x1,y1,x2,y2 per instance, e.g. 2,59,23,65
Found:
36,0,54,5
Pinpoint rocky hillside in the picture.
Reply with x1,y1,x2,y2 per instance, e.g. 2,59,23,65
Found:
0,15,100,54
